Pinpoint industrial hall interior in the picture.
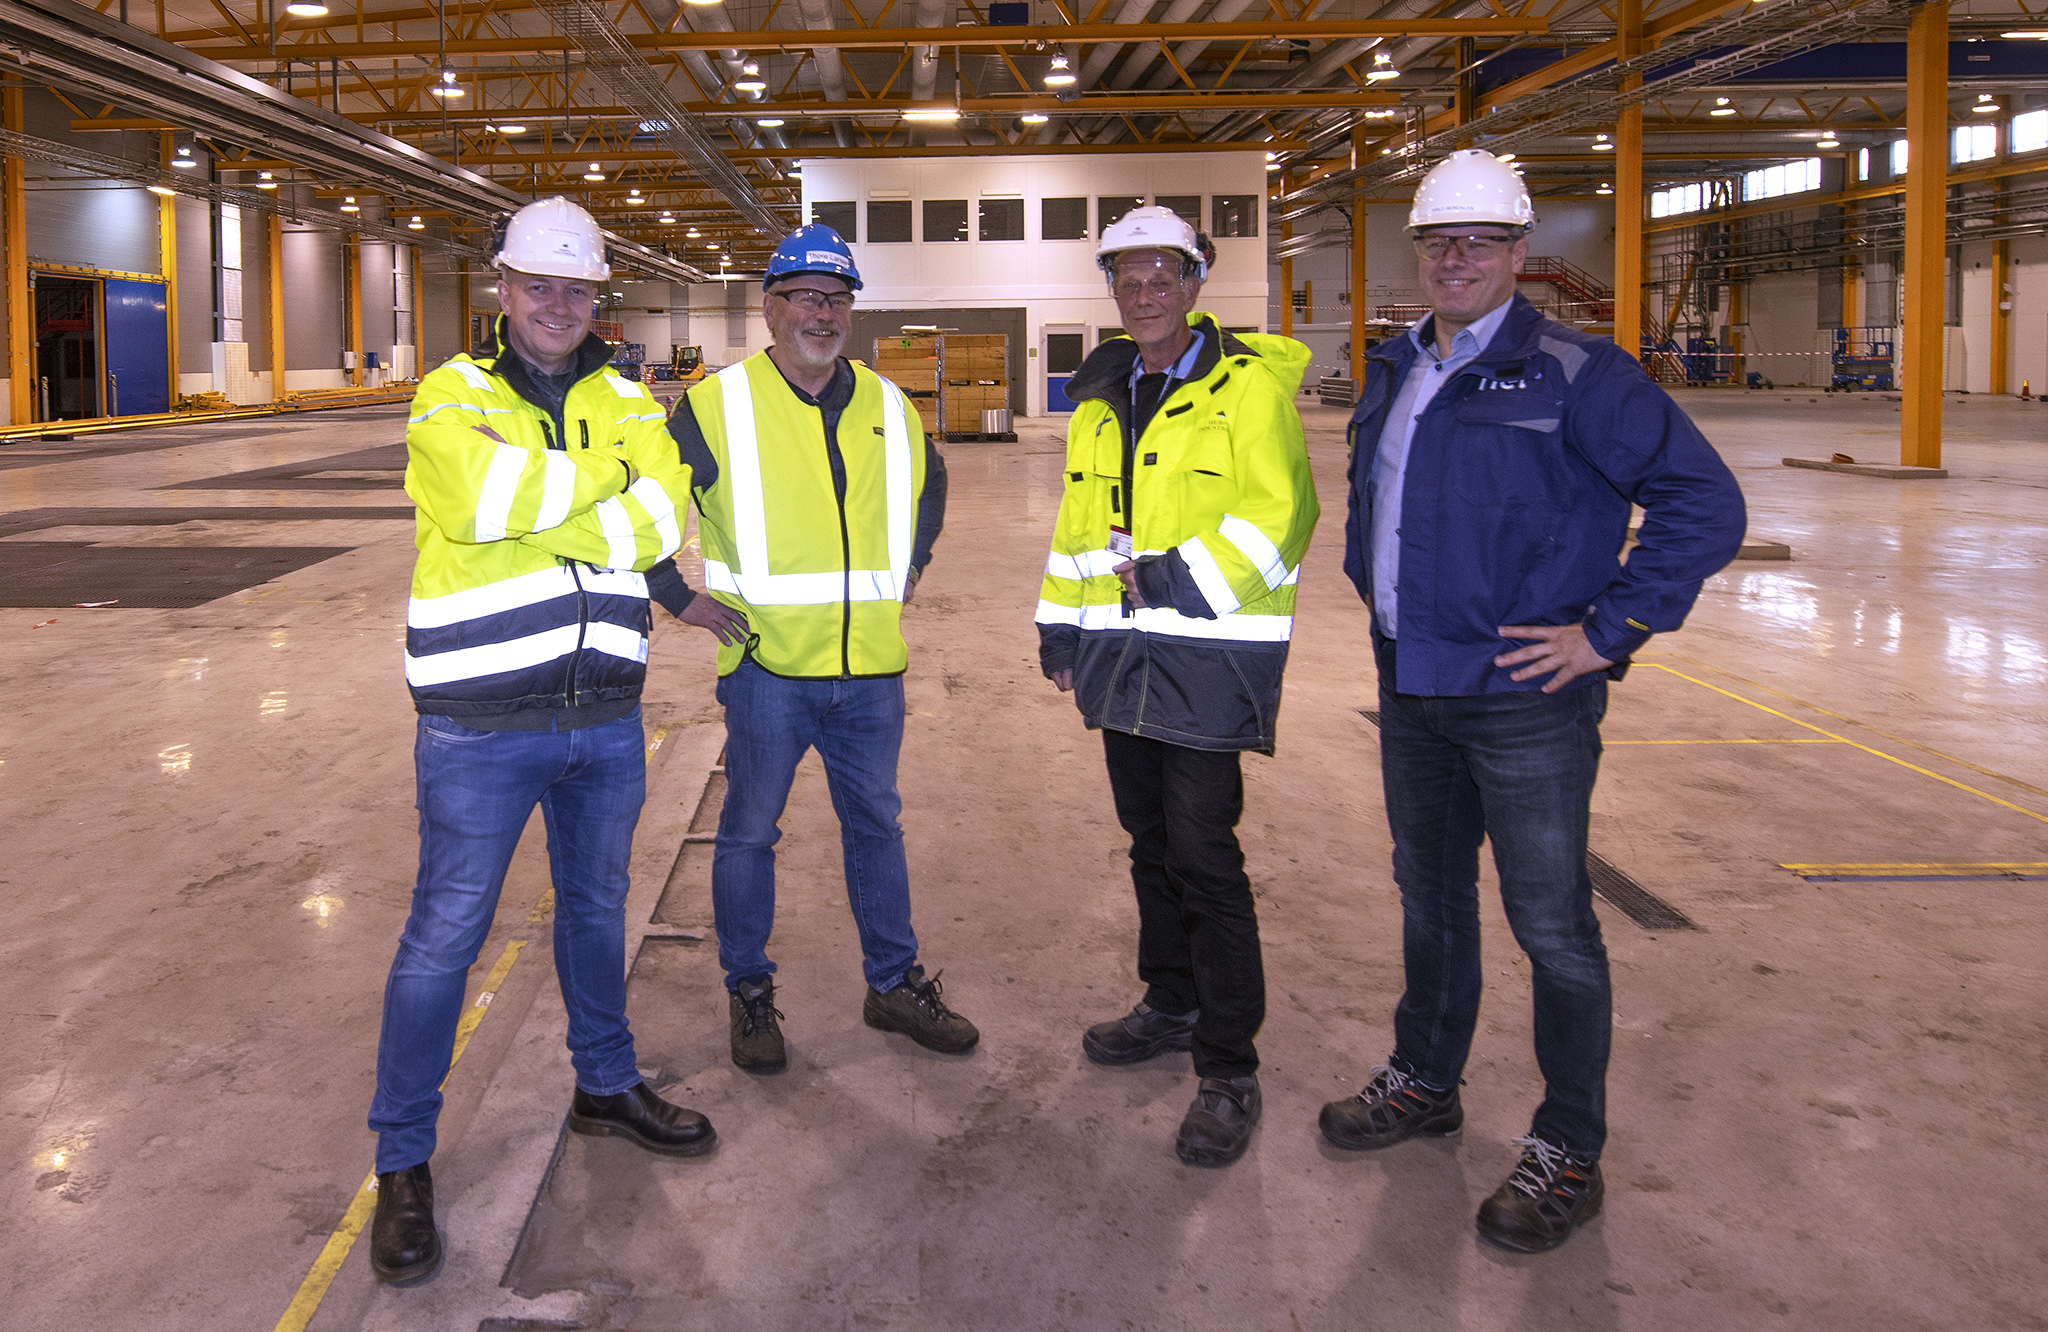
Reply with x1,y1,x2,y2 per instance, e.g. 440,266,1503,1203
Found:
2,0,2045,1326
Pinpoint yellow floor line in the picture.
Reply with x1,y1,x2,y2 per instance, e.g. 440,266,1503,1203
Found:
1644,663,2048,828
1606,738,1845,745
1782,862,2048,872
272,937,527,1332
1652,651,2048,804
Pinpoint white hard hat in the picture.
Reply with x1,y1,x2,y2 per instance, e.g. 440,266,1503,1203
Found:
1096,205,1208,281
494,196,611,281
1409,149,1534,231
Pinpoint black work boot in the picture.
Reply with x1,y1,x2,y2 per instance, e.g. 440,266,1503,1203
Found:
568,1083,718,1157
369,1161,442,1285
729,975,787,1074
862,965,979,1054
1175,1074,1262,1167
1319,1061,1463,1151
1475,1136,1605,1254
1082,1002,1199,1066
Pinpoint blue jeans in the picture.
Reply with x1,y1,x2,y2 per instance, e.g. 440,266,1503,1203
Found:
369,708,647,1173
712,661,920,994
1374,636,1613,1159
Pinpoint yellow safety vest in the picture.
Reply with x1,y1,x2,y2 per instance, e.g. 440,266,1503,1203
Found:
687,353,925,679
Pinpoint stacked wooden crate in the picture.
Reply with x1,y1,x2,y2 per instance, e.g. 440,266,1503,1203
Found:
940,333,1010,437
872,335,941,436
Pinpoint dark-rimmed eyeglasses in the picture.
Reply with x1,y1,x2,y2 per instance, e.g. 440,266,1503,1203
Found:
772,288,855,313
1413,233,1519,261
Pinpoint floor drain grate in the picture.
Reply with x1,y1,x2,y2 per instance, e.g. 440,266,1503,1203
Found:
1355,707,1699,931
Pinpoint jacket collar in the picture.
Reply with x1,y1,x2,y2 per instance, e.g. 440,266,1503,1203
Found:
1065,312,1254,407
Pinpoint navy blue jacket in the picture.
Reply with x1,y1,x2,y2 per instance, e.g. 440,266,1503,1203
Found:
1344,294,1746,696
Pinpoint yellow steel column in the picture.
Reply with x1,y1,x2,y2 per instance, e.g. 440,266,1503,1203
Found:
4,83,31,426
1350,126,1368,389
1901,1,1948,467
1279,170,1294,339
268,212,286,402
346,232,362,387
1613,0,1643,358
410,244,425,378
1842,201,1861,329
158,132,178,406
1990,182,2009,396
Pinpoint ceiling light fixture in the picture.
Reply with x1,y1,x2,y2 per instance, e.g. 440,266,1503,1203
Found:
583,162,606,181
756,117,785,127
1020,112,1049,125
1596,182,1614,195
255,171,277,188
1592,133,1613,150
408,215,425,230
147,183,174,196
1044,53,1076,87
1974,93,1999,114
491,122,527,135
1362,109,1396,119
284,1,328,15
1365,51,1401,82
902,108,961,122
1710,96,1736,117
430,68,463,98
735,60,766,94
340,195,359,212
660,214,676,224
1816,133,1841,148
171,146,197,168
1999,29,2048,38
627,189,644,204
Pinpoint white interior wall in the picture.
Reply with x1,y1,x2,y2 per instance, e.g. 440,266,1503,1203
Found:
2013,232,2048,395
800,152,1267,416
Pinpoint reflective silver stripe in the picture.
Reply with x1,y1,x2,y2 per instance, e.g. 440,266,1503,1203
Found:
618,410,665,424
449,361,496,394
604,370,651,399
1045,547,1130,581
474,443,528,541
533,450,576,532
627,476,684,559
404,624,580,687
1218,514,1289,590
582,619,650,664
410,400,512,424
881,385,913,582
580,568,649,599
1177,537,1242,617
714,364,771,578
714,361,915,602
592,497,637,570
1033,598,1293,642
409,565,577,629
700,559,901,605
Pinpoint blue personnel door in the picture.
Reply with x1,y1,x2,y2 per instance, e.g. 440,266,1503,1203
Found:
102,277,170,416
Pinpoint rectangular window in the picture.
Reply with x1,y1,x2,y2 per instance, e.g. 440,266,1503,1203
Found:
1953,123,1997,164
1046,331,1084,374
1858,146,1871,181
922,199,969,243
2015,108,2048,155
1156,195,1201,228
1098,196,1144,233
1891,139,1908,177
1650,182,1713,217
1042,196,1088,240
812,200,856,239
979,197,1024,241
1739,158,1821,203
1213,194,1259,238
867,199,912,243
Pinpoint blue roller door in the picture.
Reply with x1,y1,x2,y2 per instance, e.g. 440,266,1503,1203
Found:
102,277,169,416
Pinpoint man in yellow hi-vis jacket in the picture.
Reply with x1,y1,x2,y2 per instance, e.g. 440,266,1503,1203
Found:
369,199,714,1288
1037,206,1319,1168
646,225,977,1077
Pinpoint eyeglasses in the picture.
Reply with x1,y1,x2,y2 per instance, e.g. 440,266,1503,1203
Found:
1413,233,1519,261
1111,274,1190,300
772,288,855,313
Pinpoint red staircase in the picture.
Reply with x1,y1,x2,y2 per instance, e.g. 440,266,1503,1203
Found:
1516,256,1614,323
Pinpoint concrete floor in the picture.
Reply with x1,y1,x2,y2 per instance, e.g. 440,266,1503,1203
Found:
4,389,2045,1331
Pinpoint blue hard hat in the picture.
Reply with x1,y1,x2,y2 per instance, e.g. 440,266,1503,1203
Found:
763,224,862,291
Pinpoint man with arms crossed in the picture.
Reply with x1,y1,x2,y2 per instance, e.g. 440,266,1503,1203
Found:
647,224,974,1073
1321,152,1745,1251
371,197,715,1285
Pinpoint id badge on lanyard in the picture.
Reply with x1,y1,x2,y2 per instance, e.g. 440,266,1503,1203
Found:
1116,369,1177,563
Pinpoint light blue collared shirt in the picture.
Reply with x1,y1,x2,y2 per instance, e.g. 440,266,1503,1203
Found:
1127,330,1206,414
1370,298,1514,638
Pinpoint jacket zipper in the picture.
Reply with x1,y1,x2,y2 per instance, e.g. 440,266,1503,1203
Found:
543,416,590,708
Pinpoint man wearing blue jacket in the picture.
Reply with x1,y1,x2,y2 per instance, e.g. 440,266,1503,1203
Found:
1319,150,1746,1253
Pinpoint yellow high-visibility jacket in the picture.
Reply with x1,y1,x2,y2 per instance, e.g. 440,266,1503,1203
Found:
686,353,928,679
403,323,691,718
1036,314,1319,753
